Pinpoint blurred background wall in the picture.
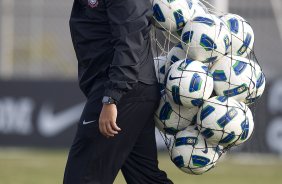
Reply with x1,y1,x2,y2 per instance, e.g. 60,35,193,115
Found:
0,0,282,155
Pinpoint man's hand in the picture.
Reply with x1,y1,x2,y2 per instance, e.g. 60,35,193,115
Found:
99,104,121,137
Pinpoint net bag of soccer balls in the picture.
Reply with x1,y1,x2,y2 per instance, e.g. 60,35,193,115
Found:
152,0,266,175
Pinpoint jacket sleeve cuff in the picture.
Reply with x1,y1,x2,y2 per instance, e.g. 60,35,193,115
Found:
103,88,125,103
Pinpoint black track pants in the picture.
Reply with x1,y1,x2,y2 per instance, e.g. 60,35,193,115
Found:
63,82,173,184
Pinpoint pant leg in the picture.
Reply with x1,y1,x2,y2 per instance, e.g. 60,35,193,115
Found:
63,82,169,184
121,102,173,184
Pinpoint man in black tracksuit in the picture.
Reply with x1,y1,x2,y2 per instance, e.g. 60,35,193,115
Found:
63,0,173,183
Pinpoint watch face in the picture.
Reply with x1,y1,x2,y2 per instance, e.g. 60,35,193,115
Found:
102,96,109,103
102,96,115,104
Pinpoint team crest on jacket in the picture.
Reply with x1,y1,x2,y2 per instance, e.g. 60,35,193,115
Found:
88,0,98,8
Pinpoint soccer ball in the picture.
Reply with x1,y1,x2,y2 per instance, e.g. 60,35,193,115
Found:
163,30,182,44
196,96,255,147
181,14,231,63
152,0,195,32
166,44,215,70
171,125,222,175
189,0,209,18
165,59,214,108
234,102,254,146
220,13,255,57
245,61,266,105
154,96,199,135
154,56,168,84
210,55,257,103
167,43,187,69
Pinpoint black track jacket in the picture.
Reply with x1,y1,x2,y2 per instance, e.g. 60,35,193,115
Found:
69,0,158,102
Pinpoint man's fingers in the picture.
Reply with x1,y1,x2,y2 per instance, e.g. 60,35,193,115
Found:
99,118,120,138
111,121,121,131
99,120,108,137
106,123,118,136
98,104,119,138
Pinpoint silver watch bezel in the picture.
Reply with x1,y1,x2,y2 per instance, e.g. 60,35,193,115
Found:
102,96,116,105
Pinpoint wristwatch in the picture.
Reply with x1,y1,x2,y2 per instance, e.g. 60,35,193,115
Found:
102,96,117,105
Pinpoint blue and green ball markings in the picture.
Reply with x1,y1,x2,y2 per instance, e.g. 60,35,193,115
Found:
182,31,194,44
172,85,183,105
219,131,236,144
167,0,177,3
232,60,247,75
159,102,180,135
176,43,183,49
176,29,183,38
213,70,227,81
173,155,185,168
175,137,198,146
193,16,215,26
240,119,250,140
202,140,209,154
201,66,209,73
153,4,165,22
244,72,265,104
170,44,185,64
199,105,216,139
237,33,252,56
164,127,179,135
216,96,228,102
191,99,204,107
173,9,186,31
224,35,231,53
201,128,215,139
191,115,197,125
223,84,248,97
201,66,213,77
159,102,173,121
189,73,203,93
256,73,265,89
171,56,181,64
191,155,211,167
200,105,215,121
217,108,238,128
227,18,239,34
200,34,217,51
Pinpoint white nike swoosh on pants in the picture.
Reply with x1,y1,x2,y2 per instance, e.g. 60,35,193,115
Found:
83,120,96,125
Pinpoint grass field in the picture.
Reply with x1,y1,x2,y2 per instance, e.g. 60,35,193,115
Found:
0,148,281,184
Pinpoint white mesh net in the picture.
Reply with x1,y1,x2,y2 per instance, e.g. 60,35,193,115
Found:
151,0,265,175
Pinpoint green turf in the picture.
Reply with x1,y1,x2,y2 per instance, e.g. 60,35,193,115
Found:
0,149,281,184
